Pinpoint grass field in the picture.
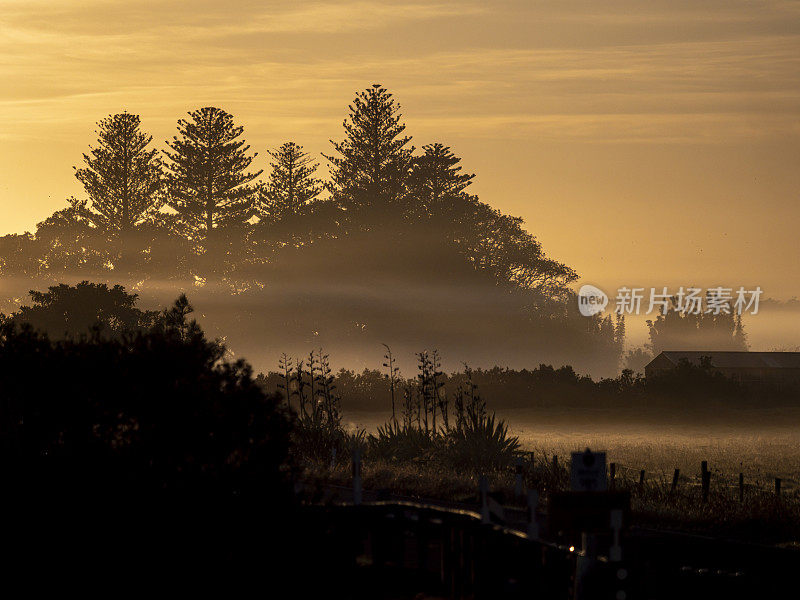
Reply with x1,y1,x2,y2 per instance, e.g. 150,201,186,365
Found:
344,407,800,487
322,407,800,545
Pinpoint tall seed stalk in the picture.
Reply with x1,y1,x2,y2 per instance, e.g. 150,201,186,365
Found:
383,343,400,426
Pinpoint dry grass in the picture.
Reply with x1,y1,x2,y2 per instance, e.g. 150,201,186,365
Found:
310,409,800,544
303,453,800,544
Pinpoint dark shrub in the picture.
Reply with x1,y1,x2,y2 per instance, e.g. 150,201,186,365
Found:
0,294,296,583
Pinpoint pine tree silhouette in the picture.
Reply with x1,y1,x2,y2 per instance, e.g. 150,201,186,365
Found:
324,84,413,217
258,142,322,221
164,107,262,241
72,112,163,231
407,142,475,216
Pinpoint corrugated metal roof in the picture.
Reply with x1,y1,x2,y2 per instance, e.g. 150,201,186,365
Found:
653,351,800,369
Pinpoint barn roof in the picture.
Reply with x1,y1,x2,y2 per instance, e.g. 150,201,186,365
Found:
651,351,800,369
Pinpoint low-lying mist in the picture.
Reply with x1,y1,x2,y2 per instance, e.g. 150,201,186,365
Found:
3,271,800,379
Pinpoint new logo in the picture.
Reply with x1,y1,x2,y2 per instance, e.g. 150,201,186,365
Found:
578,284,608,317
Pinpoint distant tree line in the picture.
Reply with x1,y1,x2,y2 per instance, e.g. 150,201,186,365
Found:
258,356,796,414
623,309,748,373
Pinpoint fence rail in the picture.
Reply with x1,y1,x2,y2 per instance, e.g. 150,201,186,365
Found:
303,453,798,600
303,500,583,599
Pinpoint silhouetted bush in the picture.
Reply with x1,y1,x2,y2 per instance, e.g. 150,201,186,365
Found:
1,295,293,498
6,280,158,339
0,294,296,582
370,421,437,463
440,411,520,473
360,360,520,472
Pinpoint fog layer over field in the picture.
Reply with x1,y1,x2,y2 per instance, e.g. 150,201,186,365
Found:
344,407,800,490
4,274,799,378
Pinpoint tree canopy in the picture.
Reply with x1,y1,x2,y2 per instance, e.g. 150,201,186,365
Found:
1,293,293,497
324,84,414,217
164,107,262,241
2,86,575,297
258,142,322,221
407,142,475,217
72,112,163,232
646,309,747,354
0,293,296,579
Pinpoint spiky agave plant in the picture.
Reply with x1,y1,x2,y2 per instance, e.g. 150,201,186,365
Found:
443,411,520,473
369,420,437,462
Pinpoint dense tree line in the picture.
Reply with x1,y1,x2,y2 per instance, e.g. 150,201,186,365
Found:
0,84,624,374
259,359,797,414
0,85,574,293
623,310,748,373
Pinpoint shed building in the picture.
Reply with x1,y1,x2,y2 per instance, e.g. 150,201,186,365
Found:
644,351,800,386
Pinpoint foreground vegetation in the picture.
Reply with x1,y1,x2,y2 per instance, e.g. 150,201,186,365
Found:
277,349,522,473
278,349,800,546
0,293,307,584
2,282,796,549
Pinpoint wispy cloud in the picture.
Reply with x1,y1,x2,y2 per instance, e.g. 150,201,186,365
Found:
1,0,487,36
3,35,798,135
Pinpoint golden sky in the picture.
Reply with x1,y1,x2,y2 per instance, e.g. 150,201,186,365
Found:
1,0,799,297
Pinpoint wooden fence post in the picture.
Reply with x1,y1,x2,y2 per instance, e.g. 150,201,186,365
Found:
552,454,558,471
775,478,782,498
638,470,645,488
738,473,744,502
609,462,616,490
514,457,525,500
701,461,710,503
671,469,680,493
479,476,490,524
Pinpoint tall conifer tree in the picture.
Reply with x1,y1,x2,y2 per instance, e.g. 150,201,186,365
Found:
164,107,261,239
259,142,322,220
73,113,163,231
406,143,475,215
324,84,413,213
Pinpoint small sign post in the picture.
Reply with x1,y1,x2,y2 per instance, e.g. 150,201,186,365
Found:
570,448,608,492
514,457,525,499
550,447,628,542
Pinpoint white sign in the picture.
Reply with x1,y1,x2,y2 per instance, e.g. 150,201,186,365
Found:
571,449,608,492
